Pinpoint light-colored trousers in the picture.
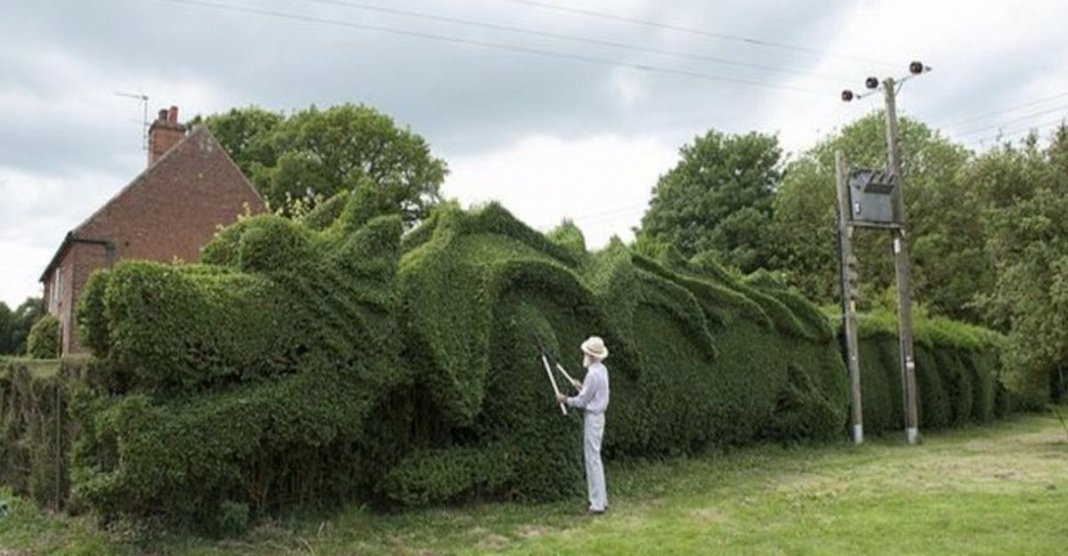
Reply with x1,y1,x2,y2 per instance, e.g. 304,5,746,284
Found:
584,412,607,511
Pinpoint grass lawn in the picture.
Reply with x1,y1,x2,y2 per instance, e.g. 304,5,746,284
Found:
2,411,1066,555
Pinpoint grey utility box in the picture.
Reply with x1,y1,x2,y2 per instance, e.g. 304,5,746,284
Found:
847,168,899,225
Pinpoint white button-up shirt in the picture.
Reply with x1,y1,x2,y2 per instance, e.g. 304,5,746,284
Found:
566,361,610,414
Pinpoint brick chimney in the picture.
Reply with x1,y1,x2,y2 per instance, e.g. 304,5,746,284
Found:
147,105,186,166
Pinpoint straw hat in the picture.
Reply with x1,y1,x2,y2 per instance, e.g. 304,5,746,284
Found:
580,336,608,360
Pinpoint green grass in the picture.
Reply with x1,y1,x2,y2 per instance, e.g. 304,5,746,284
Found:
2,411,1067,555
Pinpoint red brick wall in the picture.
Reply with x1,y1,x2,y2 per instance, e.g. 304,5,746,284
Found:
47,126,265,354
79,127,264,267
42,244,91,354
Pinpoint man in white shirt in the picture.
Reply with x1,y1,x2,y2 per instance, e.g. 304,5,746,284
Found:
556,336,610,515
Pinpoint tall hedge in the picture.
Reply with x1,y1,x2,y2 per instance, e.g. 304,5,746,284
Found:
850,311,1006,434
55,200,1007,529
379,204,847,506
71,193,408,529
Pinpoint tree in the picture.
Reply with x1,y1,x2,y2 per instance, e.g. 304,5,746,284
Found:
1,297,45,355
637,130,782,273
971,126,1068,403
0,301,14,354
771,113,979,317
195,106,283,180
202,104,448,226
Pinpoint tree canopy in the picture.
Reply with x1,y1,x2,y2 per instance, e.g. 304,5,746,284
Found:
636,130,782,273
970,128,1068,403
0,297,45,355
661,114,1067,404
201,104,448,226
771,113,978,318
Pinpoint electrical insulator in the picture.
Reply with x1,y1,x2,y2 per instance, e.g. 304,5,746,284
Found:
846,255,860,299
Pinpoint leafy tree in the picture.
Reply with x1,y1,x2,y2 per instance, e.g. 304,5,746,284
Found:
637,130,782,273
771,113,978,318
971,127,1068,403
195,106,283,179
0,301,14,354
2,297,45,355
202,104,448,226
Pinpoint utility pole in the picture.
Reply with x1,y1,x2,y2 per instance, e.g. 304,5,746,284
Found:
882,78,920,445
840,61,930,445
835,150,863,444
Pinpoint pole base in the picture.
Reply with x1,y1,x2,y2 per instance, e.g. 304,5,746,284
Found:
906,427,919,445
852,424,864,444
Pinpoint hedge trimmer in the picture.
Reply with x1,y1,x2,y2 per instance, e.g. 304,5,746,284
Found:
539,346,568,415
532,333,582,415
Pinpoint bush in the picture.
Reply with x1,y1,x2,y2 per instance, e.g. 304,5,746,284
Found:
215,500,250,537
26,315,60,359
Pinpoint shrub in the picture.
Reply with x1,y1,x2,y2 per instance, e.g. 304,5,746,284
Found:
26,315,60,359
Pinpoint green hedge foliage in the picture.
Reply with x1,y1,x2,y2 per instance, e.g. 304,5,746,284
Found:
26,315,60,359
848,311,1007,434
0,359,84,511
55,200,1007,529
71,192,408,527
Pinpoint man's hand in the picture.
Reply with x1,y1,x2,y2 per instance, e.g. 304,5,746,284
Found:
570,378,581,390
555,393,567,405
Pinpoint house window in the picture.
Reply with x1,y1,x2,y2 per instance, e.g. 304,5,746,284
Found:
52,268,63,310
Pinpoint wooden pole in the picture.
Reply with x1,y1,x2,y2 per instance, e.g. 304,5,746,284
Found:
836,150,864,444
883,77,920,445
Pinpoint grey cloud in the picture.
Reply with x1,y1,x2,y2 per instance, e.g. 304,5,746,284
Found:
3,0,863,158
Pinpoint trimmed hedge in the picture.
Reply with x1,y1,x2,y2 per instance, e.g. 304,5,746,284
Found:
44,200,1006,530
848,311,1007,434
382,205,847,506
70,192,407,528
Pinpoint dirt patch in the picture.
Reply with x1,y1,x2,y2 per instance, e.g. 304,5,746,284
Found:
515,525,550,539
691,507,729,523
475,533,511,550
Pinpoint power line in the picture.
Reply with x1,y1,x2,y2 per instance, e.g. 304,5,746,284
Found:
966,117,1067,149
572,204,646,224
294,0,847,83
151,0,822,94
952,103,1068,138
485,0,898,67
937,90,1068,130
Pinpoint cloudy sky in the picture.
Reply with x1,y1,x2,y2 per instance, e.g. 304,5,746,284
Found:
3,0,1068,307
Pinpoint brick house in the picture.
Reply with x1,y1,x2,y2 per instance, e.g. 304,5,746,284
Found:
40,106,265,354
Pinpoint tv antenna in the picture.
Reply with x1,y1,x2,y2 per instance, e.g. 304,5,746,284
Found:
115,91,149,151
